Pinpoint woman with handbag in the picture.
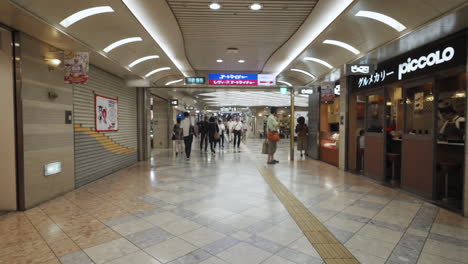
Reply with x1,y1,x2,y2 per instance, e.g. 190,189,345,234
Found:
208,116,220,154
267,107,280,164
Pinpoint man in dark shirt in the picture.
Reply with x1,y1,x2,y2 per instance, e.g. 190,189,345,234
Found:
199,116,209,151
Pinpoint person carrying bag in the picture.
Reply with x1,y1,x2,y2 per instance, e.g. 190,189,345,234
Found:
266,107,280,164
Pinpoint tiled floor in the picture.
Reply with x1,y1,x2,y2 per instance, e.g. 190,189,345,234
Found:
1,139,468,263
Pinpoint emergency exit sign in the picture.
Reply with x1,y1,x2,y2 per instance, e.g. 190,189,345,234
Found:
185,77,205,84
280,86,289,95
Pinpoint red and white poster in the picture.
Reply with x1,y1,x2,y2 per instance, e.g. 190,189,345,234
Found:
95,94,118,132
64,51,89,84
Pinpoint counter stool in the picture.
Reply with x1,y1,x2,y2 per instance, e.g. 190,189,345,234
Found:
387,153,401,184
439,161,459,203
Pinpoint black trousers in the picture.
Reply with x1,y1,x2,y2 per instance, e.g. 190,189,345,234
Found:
200,133,208,150
184,135,193,158
210,139,216,153
233,130,241,148
219,133,224,148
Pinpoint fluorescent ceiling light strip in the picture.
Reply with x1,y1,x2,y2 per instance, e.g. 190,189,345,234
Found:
145,67,171,78
166,79,184,86
60,6,114,28
291,69,316,79
355,11,406,32
278,81,292,87
323,40,360,55
103,37,143,53
271,0,354,76
304,57,333,69
128,55,160,67
122,0,191,77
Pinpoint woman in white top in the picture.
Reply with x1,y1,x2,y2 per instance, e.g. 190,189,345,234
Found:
218,119,226,149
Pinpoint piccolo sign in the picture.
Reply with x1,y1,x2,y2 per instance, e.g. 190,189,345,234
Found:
351,33,466,91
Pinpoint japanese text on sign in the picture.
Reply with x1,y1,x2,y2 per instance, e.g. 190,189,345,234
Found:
357,70,395,88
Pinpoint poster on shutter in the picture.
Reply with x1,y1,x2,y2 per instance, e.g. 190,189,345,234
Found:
95,94,119,132
321,82,335,103
414,92,424,110
64,51,89,84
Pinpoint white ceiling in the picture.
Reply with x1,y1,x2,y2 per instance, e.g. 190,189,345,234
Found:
166,0,318,72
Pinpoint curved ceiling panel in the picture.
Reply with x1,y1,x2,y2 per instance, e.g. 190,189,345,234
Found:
10,0,184,82
276,0,467,85
122,0,194,77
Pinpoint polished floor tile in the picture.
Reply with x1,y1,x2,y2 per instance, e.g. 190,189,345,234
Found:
3,139,468,264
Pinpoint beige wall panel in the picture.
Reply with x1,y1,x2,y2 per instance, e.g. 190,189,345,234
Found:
21,33,75,209
0,28,17,210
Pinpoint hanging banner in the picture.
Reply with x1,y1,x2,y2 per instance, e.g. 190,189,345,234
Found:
320,82,335,103
64,51,89,84
95,94,118,132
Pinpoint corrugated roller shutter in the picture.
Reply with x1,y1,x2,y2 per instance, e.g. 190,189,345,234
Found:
73,65,138,187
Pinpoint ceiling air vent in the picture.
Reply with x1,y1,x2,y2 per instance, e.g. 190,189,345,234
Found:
227,48,239,54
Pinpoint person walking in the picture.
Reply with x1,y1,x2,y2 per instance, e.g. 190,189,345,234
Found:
181,112,194,160
226,117,234,143
267,107,280,164
199,116,209,152
232,117,243,151
242,120,248,141
173,117,184,156
207,116,220,154
218,119,226,149
295,116,309,157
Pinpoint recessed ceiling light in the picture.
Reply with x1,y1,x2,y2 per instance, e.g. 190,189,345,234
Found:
304,57,333,69
128,55,159,68
250,3,262,11
323,40,360,55
291,69,316,79
355,11,406,32
145,67,171,78
277,81,292,87
217,59,223,63
209,2,221,10
165,79,184,86
238,59,245,63
59,6,114,28
103,37,143,53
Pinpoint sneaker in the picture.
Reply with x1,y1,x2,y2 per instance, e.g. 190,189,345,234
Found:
267,161,276,165
273,160,279,163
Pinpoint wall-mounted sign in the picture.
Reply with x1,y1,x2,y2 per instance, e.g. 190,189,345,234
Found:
185,106,194,110
170,99,179,106
351,33,467,91
334,85,341,96
345,64,375,76
64,51,89,84
95,94,118,132
279,86,289,95
44,162,62,176
300,88,314,95
208,74,275,86
185,77,205,84
321,82,335,103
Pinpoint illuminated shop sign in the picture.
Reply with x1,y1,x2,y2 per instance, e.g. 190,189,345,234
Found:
209,74,275,86
345,64,375,76
170,99,178,106
300,88,314,95
351,34,466,91
185,77,205,84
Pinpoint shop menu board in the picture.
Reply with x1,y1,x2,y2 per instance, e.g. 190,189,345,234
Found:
64,51,89,84
208,74,275,86
95,94,118,132
351,33,467,92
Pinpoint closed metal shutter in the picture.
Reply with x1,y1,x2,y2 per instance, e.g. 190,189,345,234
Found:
73,65,138,187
